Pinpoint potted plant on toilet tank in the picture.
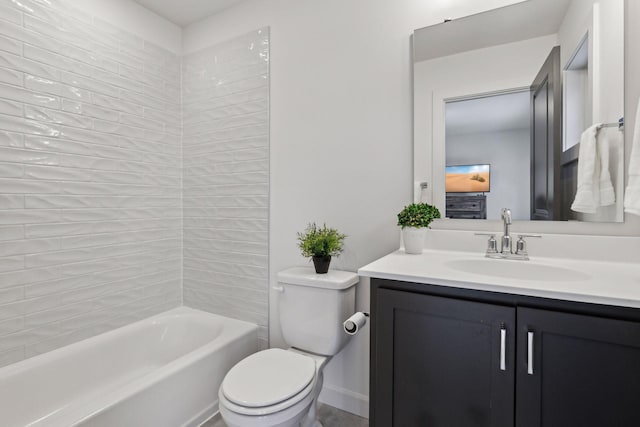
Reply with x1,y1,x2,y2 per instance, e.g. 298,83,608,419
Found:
397,202,441,254
297,223,346,274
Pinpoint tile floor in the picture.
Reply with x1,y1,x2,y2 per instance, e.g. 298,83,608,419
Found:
202,403,369,427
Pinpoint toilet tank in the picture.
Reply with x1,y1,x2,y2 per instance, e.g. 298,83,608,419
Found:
276,267,359,356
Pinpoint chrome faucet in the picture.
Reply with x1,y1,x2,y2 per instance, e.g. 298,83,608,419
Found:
501,208,512,255
475,208,541,260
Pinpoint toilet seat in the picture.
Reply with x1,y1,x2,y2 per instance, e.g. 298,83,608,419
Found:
220,349,317,416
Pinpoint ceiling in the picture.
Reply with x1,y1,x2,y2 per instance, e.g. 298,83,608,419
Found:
446,91,530,136
132,0,249,27
414,0,571,62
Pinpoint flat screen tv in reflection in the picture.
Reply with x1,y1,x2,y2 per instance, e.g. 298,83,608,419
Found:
445,164,491,193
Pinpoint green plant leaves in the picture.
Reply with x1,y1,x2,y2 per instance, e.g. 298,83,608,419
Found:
297,223,346,258
397,203,441,229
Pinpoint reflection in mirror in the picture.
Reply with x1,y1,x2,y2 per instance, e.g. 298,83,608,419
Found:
446,91,530,220
413,0,625,223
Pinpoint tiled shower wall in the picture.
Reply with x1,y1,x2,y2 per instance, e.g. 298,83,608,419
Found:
182,30,270,346
0,0,182,366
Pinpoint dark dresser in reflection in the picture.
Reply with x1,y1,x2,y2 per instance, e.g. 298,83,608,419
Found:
446,194,487,219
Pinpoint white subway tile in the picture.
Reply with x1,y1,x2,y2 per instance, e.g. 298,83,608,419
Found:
0,194,24,208
183,228,268,244
24,74,91,102
93,120,146,139
0,178,60,194
0,98,22,117
60,71,118,98
0,17,48,49
0,83,59,108
0,209,61,225
0,3,23,25
0,225,24,241
183,195,268,208
0,256,23,272
0,237,59,256
0,316,24,337
0,265,60,289
120,112,163,131
119,88,165,110
0,162,23,178
91,67,144,94
183,171,269,187
61,99,119,122
24,105,93,129
0,146,59,165
0,49,20,71
91,92,143,116
0,50,58,81
0,2,271,364
24,43,93,77
0,66,22,86
0,130,23,147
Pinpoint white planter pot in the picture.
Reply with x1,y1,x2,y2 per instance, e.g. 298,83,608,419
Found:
402,227,426,254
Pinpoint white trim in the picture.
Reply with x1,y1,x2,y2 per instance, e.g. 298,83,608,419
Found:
318,384,369,419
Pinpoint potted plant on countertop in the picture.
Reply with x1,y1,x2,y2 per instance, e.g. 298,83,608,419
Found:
297,223,346,274
397,202,441,254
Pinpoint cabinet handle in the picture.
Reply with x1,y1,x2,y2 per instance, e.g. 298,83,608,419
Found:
527,331,534,375
500,325,506,371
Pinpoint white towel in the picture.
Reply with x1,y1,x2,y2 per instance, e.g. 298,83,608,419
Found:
597,129,616,206
624,100,640,216
571,125,603,213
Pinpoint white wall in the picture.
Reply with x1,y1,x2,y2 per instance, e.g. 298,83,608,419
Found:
559,0,625,222
447,129,531,220
183,0,525,417
0,0,182,367
559,0,624,125
70,0,182,53
182,29,270,348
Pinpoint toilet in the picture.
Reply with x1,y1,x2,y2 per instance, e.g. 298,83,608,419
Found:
218,267,359,427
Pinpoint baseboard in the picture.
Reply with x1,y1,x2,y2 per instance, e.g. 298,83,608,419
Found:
318,384,369,419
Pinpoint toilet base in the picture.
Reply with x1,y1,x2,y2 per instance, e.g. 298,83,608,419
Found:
300,396,320,427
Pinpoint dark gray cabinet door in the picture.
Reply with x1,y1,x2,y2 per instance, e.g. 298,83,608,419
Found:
374,289,515,427
516,307,640,427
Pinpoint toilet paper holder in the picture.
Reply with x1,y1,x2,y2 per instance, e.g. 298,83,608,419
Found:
343,312,369,335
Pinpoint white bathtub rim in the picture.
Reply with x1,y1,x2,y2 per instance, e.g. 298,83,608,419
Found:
1,306,255,377
1,307,258,427
38,330,252,427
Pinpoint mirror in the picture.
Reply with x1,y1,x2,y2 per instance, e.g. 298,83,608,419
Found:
413,0,625,223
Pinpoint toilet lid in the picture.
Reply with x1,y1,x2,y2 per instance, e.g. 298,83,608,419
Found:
222,348,315,408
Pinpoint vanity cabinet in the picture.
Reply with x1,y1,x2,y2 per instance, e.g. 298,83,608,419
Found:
516,307,640,427
370,278,640,427
374,288,515,427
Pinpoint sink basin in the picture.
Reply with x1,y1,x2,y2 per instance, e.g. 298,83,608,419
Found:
445,259,591,282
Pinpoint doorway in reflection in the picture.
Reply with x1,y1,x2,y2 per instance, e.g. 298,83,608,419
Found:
445,91,531,220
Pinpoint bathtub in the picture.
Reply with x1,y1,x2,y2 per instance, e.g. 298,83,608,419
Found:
0,307,259,427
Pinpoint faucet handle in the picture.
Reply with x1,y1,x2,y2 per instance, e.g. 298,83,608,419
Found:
514,235,542,259
501,208,512,224
475,233,499,257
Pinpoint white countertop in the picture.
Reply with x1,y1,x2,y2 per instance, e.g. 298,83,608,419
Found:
358,249,640,309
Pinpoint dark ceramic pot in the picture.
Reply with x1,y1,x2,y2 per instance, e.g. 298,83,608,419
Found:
312,255,331,274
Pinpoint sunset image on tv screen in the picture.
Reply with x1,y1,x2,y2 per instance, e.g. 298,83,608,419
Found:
445,164,490,193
